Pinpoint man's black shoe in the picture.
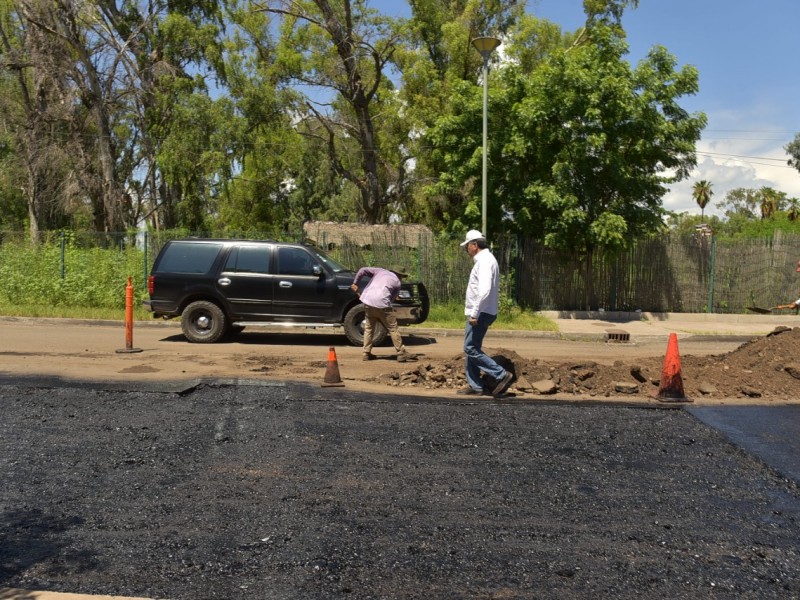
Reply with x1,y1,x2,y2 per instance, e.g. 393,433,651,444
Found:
492,371,514,396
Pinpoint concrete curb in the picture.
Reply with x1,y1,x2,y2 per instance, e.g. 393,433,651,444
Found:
0,587,156,600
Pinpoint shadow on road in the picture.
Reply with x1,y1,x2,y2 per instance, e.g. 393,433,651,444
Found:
157,331,439,347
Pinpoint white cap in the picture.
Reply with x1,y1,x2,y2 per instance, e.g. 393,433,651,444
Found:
459,229,485,247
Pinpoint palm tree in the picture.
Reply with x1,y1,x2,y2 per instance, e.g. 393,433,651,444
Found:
692,180,713,221
787,198,800,222
760,187,780,220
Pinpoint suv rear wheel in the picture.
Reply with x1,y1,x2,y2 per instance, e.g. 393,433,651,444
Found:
344,304,387,347
181,300,227,343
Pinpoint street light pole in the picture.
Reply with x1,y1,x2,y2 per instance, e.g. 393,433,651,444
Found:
471,36,501,238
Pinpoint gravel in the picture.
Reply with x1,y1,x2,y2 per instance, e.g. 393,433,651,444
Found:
1,381,799,599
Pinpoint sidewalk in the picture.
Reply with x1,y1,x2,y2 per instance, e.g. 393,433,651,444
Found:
3,311,794,344
539,310,798,341
409,311,797,343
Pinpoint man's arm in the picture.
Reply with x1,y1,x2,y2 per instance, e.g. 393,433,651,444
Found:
351,267,378,293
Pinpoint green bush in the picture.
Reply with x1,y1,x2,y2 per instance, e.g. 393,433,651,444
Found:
0,234,146,309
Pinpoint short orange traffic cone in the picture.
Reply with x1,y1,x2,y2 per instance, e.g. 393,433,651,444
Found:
656,333,691,402
321,346,345,387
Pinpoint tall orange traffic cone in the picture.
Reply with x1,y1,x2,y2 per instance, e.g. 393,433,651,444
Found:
321,346,345,387
656,333,691,402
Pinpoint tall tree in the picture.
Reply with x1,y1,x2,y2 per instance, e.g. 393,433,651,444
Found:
3,0,232,233
87,0,231,231
692,179,713,221
255,0,407,224
398,0,525,229
0,0,84,236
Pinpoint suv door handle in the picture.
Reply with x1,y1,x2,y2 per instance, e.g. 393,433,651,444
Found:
279,281,292,288
218,277,231,286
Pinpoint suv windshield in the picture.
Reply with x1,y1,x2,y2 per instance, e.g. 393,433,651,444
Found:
309,247,349,273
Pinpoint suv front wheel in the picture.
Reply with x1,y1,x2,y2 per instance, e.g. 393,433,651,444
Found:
181,300,227,343
343,304,387,347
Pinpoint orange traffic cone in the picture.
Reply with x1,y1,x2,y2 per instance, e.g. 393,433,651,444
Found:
656,333,691,402
321,346,345,387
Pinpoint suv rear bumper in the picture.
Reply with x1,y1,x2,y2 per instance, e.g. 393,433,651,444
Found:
143,299,180,318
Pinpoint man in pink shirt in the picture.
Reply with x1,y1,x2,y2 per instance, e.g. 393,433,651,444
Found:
351,267,416,362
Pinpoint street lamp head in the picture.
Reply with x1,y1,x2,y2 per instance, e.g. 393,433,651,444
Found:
471,36,501,59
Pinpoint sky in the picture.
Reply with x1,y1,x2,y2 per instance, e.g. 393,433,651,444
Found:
373,0,800,219
529,0,800,217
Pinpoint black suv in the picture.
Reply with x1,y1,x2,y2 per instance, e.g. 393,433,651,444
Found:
144,239,430,345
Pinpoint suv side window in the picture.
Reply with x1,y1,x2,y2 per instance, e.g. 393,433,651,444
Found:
158,242,223,274
224,245,271,274
277,247,316,275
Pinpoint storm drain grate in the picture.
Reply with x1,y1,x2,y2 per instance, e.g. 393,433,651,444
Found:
605,329,631,343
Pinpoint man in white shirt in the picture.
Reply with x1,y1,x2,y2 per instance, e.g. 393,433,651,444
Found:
458,230,514,396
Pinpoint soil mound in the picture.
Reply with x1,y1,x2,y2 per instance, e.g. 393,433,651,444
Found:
378,327,800,401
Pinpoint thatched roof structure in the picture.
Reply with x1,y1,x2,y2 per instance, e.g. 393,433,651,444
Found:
303,221,434,249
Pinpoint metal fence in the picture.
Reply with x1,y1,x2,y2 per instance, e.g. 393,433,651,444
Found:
2,229,800,313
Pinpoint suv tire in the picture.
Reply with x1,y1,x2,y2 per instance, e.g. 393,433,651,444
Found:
343,304,387,347
181,300,227,344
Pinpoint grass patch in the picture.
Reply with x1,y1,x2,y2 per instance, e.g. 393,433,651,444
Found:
412,302,558,331
0,302,150,321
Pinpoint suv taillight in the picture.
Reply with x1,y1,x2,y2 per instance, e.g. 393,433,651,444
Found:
148,275,155,295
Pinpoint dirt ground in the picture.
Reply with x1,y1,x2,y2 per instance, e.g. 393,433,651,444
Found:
2,317,798,405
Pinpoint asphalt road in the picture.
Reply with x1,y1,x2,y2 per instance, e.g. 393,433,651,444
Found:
1,380,799,599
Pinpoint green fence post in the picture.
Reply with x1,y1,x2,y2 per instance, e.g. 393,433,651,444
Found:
707,235,716,313
514,235,521,306
610,260,618,312
60,231,65,279
143,231,148,289
417,233,422,282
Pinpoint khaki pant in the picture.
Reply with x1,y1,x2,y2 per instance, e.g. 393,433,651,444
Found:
363,306,406,354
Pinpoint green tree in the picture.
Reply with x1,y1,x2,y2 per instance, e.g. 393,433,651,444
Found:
786,133,800,173
93,0,232,231
692,180,713,221
0,0,86,235
1,0,232,233
426,9,704,307
254,0,412,224
717,187,760,220
717,187,786,222
397,0,526,230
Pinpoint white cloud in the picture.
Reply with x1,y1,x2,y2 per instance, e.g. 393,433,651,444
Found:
662,108,800,217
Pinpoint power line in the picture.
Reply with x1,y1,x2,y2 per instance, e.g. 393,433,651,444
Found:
697,151,793,168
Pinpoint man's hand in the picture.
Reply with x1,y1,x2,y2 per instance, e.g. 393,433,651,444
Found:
350,284,358,293
468,316,478,325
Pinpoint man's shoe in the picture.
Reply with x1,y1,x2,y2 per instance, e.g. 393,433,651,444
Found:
397,351,417,362
362,353,375,361
492,371,514,396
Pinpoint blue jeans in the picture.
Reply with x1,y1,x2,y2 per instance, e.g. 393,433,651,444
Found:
464,312,506,391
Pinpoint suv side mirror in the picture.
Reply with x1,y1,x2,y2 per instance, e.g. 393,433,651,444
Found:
312,264,323,277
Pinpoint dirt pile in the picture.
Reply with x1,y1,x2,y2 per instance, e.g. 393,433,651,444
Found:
376,327,800,401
